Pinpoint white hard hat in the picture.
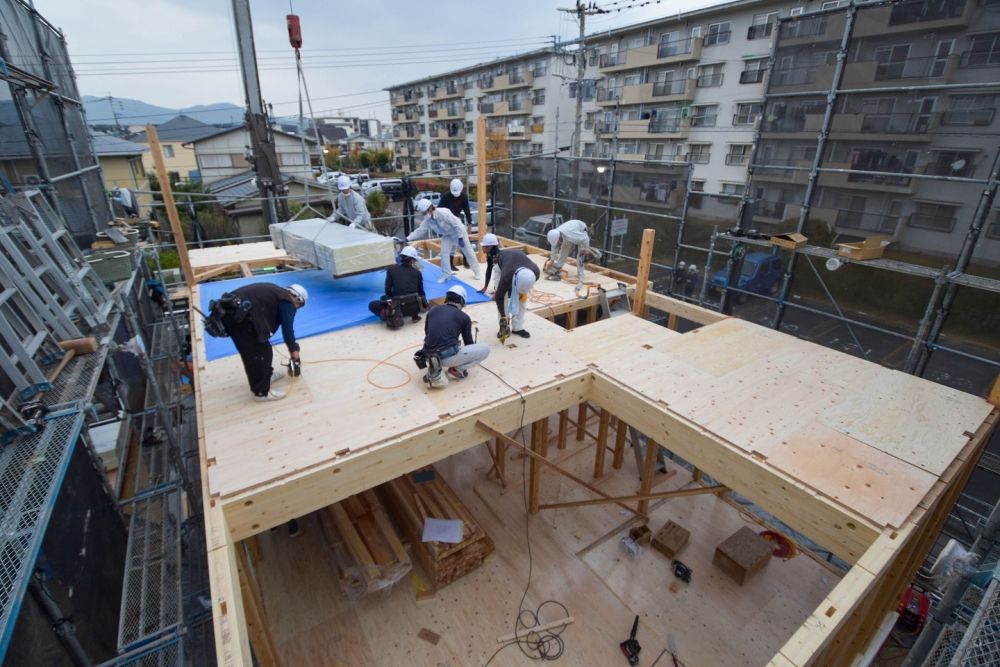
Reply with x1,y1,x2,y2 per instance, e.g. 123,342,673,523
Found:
446,284,467,304
336,175,351,190
688,264,698,272
481,233,499,247
288,283,308,305
416,198,433,213
513,267,537,294
546,229,560,247
678,261,686,269
399,246,420,261
450,178,463,196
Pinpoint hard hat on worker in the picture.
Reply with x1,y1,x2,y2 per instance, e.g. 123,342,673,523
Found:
288,284,308,305
416,198,433,213
450,179,463,197
446,284,467,306
399,246,420,262
336,175,351,190
546,229,560,247
481,233,499,247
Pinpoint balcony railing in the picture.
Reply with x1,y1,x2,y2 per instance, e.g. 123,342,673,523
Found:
644,152,665,161
688,151,710,164
725,153,751,166
847,169,913,187
761,116,809,132
599,51,628,68
429,109,439,118
652,79,687,96
888,0,966,25
858,112,929,134
697,73,724,87
479,102,495,113
870,54,955,80
909,212,957,231
702,30,731,46
961,49,1000,67
779,17,827,39
942,108,994,125
595,120,618,133
732,113,760,126
656,37,696,58
740,69,766,84
835,209,900,233
648,118,681,133
747,23,774,40
596,86,621,102
771,67,819,87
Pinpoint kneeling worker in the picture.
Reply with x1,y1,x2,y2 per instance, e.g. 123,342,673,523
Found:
546,219,601,282
368,246,428,325
419,285,489,388
222,282,307,402
493,248,539,340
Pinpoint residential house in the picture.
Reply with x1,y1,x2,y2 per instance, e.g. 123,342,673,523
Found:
129,115,223,183
207,170,336,238
91,133,152,216
186,126,320,184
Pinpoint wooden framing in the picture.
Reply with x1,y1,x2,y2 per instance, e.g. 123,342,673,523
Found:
190,239,998,667
147,124,194,286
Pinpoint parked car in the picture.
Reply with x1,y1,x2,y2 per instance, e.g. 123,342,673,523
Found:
362,178,405,201
468,200,493,236
412,191,441,207
316,170,344,185
709,252,784,298
513,213,564,245
349,173,370,190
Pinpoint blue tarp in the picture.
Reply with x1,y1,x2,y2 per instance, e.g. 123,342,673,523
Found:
199,261,488,361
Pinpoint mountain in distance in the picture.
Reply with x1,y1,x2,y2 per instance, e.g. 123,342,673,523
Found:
82,95,244,127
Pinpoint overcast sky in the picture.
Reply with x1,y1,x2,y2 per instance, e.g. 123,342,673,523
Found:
41,0,718,124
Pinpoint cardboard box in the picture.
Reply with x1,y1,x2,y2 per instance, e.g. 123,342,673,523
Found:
836,235,891,261
770,232,808,250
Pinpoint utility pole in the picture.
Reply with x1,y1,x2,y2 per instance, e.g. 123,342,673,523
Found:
107,95,122,134
231,0,288,227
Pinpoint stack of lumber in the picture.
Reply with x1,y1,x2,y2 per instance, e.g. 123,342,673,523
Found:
317,489,411,598
269,218,395,276
378,466,495,590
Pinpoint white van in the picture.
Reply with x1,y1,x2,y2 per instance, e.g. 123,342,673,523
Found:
362,178,404,200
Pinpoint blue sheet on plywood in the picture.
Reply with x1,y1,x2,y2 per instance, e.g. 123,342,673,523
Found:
199,260,488,361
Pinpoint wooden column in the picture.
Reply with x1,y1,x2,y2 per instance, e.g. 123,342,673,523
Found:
593,409,610,478
495,436,507,487
587,304,598,323
235,541,279,667
529,418,549,514
667,313,679,331
146,124,194,286
632,228,655,317
476,116,487,245
637,439,660,516
575,403,587,441
557,409,569,450
612,418,628,469
989,371,1000,407
566,309,578,330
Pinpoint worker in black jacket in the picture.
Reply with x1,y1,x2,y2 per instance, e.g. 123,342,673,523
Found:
222,282,307,402
493,248,539,340
420,285,489,388
368,246,428,325
478,233,502,293
439,178,473,226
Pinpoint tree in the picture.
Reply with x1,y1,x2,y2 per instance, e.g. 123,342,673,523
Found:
323,144,341,170
484,128,510,174
366,190,387,217
374,148,392,171
359,151,372,169
349,144,362,167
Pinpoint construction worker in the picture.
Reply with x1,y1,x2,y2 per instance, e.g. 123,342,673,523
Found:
438,178,473,227
334,175,373,232
478,233,502,293
368,246,428,325
494,248,539,340
420,285,489,388
672,260,687,294
546,219,601,283
221,283,307,402
407,198,482,283
684,264,700,299
113,186,139,218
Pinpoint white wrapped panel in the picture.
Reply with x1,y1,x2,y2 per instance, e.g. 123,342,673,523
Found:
270,218,395,277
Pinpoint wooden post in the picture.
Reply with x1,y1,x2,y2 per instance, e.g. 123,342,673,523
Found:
637,439,660,516
612,418,628,469
235,541,279,667
667,313,679,331
146,124,194,286
495,436,507,487
566,309,578,330
587,304,598,323
529,419,549,514
989,371,1000,407
476,116,487,248
632,228,655,317
593,409,610,478
692,467,702,483
557,410,569,450
576,403,587,441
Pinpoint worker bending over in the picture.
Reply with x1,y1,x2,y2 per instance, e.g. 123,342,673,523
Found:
333,175,374,232
493,248,539,340
368,246,428,326
478,233,502,293
438,178,473,227
546,219,601,282
407,199,481,283
222,283,307,402
418,285,489,388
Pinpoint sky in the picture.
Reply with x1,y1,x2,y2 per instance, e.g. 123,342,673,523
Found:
39,0,720,125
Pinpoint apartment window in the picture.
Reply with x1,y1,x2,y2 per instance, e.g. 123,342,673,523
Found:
465,121,474,133
697,64,724,87
688,143,711,164
162,144,175,158
704,22,731,46
964,33,1000,67
910,202,959,232
585,111,597,130
531,143,543,154
943,95,996,125
199,154,231,169
279,152,306,166
533,61,548,77
726,144,752,166
821,0,843,8
689,179,704,209
690,104,718,127
926,150,977,177
464,98,473,112
741,59,767,84
532,89,546,105
748,12,778,39
569,80,596,101
721,182,743,196
733,103,762,126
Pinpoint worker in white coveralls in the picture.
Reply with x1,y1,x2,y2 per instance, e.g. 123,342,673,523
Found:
546,218,601,282
494,248,540,340
407,198,482,283
333,175,374,232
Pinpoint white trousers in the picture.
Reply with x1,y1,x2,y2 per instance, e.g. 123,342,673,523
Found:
505,296,527,331
551,241,586,281
441,343,490,371
440,230,481,276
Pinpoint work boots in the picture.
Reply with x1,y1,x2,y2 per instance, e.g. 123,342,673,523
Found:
422,355,449,388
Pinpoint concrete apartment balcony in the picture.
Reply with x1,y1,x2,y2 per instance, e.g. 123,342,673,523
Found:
842,54,958,89
396,146,410,157
752,161,812,185
505,125,531,141
394,110,420,124
599,38,700,74
829,112,938,142
777,15,844,46
430,84,464,101
615,152,645,162
833,209,906,235
436,148,466,161
430,127,465,140
822,162,915,194
482,72,534,92
390,92,418,107
482,100,532,117
429,107,465,121
767,65,835,92
596,79,694,107
852,0,973,37
615,118,689,140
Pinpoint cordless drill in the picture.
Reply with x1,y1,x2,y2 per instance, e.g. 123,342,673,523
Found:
497,316,511,344
620,615,641,666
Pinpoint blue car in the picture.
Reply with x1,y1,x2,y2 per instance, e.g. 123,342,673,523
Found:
710,252,784,297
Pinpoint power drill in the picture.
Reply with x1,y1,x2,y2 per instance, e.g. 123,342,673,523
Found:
287,358,301,377
620,615,641,666
497,316,511,344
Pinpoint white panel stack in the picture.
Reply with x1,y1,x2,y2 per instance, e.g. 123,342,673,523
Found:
269,218,395,277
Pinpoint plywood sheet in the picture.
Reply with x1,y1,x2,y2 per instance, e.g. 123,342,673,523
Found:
188,241,290,270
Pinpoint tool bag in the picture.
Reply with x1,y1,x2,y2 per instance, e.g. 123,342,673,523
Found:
203,292,251,338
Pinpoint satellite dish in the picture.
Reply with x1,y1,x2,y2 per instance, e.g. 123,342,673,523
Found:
825,257,843,271
951,159,967,172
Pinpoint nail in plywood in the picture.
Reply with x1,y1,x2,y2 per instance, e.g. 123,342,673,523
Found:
714,526,774,586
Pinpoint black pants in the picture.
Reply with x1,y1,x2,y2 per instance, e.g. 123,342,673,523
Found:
223,315,272,396
368,294,422,319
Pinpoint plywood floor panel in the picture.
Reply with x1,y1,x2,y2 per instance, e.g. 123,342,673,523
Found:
189,241,290,269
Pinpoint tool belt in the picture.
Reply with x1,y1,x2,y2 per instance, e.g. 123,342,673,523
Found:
203,292,251,338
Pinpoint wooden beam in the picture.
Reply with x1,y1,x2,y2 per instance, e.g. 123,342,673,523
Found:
477,421,644,518
642,290,727,326
146,124,194,286
637,438,661,515
632,228,655,316
239,262,253,278
235,541,280,667
484,440,506,488
612,417,628,469
593,409,609,478
539,481,723,511
495,436,507,487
